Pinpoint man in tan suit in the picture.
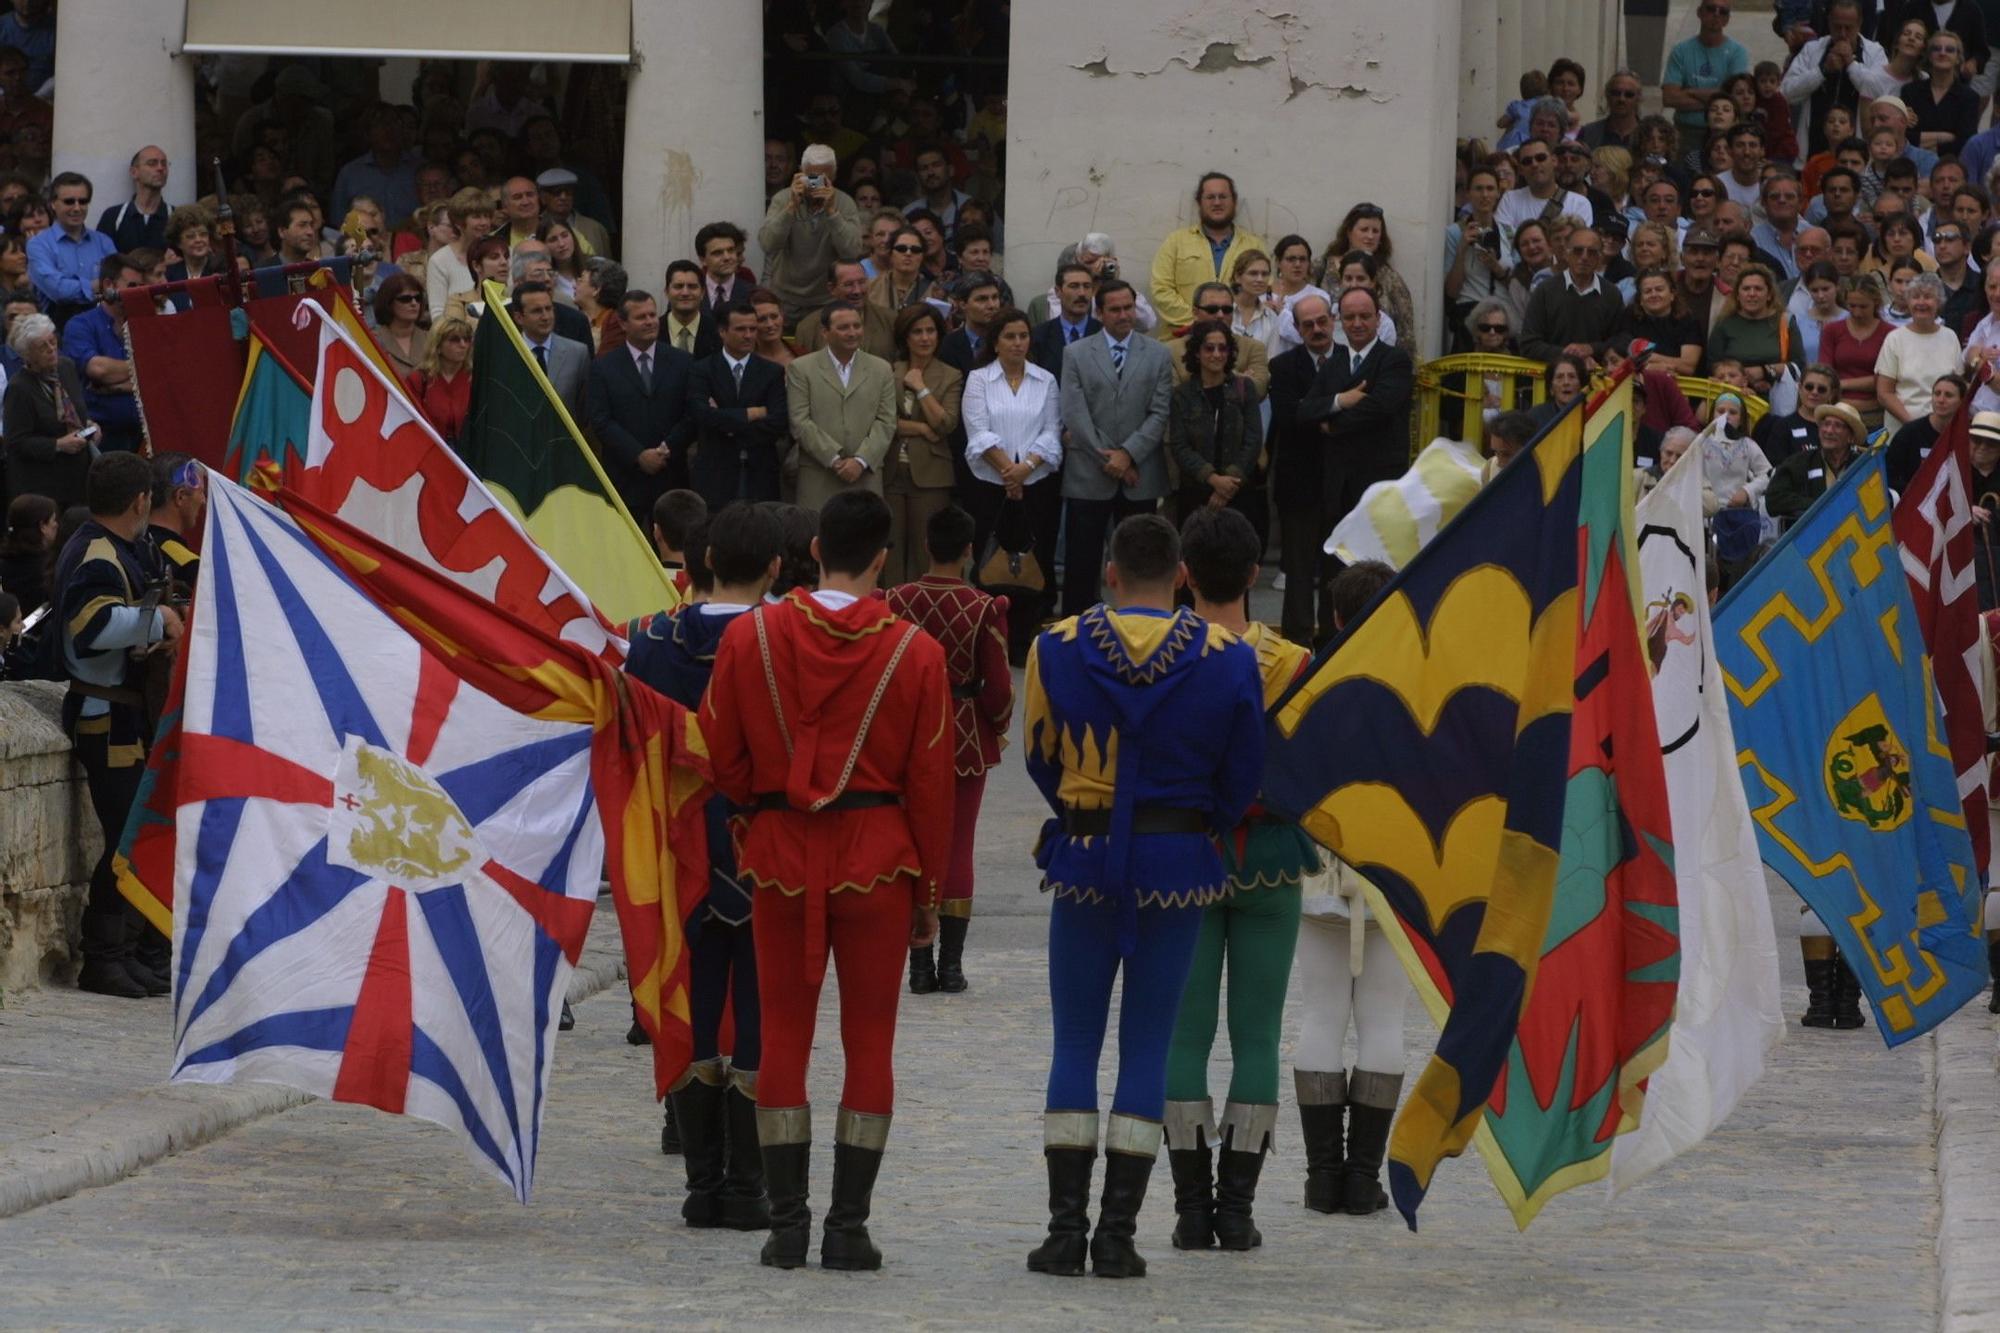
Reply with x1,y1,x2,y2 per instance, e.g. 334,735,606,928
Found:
1161,283,1270,399
788,302,898,510
794,259,896,362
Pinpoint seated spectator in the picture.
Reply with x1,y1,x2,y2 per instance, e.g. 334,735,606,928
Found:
860,209,902,280
58,253,145,455
757,142,865,324
1496,137,1594,268
1904,28,1980,159
1495,69,1551,151
1529,352,1591,426
0,489,55,612
406,315,474,445
952,225,1012,307
867,224,947,318
536,219,584,302
1768,399,1866,520
2,312,92,507
1628,266,1706,375
1640,424,1721,513
1863,211,1935,277
333,105,422,229
1520,223,1624,366
1885,371,1967,493
1634,365,1699,467
1754,361,1835,468
1706,263,1804,396
442,235,509,326
1700,391,1774,550
1876,272,1963,424
1445,167,1508,346
1581,67,1644,149
903,142,974,238
1964,266,2000,412
425,187,491,319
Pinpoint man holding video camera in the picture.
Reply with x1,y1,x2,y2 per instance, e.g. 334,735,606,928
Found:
758,142,866,327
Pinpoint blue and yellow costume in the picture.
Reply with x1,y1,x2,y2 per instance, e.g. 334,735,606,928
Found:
625,601,768,1231
1162,621,1316,1250
1022,603,1264,1278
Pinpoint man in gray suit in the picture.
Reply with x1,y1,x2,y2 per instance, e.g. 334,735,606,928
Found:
786,301,897,510
1058,279,1173,616
512,281,589,419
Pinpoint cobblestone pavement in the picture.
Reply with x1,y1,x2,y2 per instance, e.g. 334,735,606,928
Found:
0,584,1980,1329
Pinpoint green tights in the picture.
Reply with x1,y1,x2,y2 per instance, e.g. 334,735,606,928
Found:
1164,883,1303,1105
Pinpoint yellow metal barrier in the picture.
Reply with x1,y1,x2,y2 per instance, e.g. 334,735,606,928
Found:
1411,353,1769,454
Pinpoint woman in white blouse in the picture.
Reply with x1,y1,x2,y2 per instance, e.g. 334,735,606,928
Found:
963,307,1063,630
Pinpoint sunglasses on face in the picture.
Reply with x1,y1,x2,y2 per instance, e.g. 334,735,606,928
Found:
1477,322,1509,333
891,243,923,254
1690,188,1718,197
394,292,422,302
1607,88,1638,99
1197,305,1232,316
1518,152,1550,165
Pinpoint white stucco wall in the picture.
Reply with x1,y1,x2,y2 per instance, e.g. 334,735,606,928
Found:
51,0,195,210
1003,0,1463,355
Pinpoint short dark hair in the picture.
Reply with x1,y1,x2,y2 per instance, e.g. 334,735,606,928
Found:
96,252,139,289
86,450,153,518
822,299,864,327
48,171,91,202
509,279,553,312
953,222,993,251
924,504,976,565
680,518,714,594
764,501,820,596
1195,171,1237,201
620,288,656,316
665,258,703,285
1819,165,1860,194
704,501,785,585
650,489,709,551
815,490,893,576
893,301,946,357
973,307,1031,368
1054,261,1093,288
1328,559,1395,630
720,299,759,328
694,220,747,258
1727,122,1763,145
953,271,1002,302
1109,512,1180,585
1488,409,1540,451
1337,286,1380,315
1179,507,1261,604
149,451,196,507
281,200,317,230
1094,278,1136,311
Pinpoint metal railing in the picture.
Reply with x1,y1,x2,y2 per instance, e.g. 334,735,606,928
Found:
1413,353,1769,452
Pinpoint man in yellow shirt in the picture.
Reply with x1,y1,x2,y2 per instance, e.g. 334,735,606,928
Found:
1149,173,1265,333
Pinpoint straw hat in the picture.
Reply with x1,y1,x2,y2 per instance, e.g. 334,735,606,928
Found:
1969,410,2000,446
1812,400,1866,444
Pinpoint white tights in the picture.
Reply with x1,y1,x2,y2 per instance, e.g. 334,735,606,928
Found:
1293,916,1411,1075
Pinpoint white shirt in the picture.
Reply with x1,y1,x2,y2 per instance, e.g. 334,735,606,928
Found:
1564,271,1605,297
723,350,752,378
963,360,1063,486
628,340,659,372
829,347,856,386
701,601,753,615
1494,186,1594,267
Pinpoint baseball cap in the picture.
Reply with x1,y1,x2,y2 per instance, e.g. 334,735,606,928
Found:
1683,223,1722,250
535,168,579,189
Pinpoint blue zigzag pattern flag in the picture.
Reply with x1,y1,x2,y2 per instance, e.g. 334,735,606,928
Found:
167,476,602,1199
1714,452,1987,1045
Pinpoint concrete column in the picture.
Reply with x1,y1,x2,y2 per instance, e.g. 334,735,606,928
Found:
52,0,195,210
1495,0,1525,128
1005,0,1461,357
622,0,765,290
1518,0,1548,83
1461,0,1502,138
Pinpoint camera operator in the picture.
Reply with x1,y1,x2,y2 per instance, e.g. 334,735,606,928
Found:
52,451,183,999
1446,164,1508,350
756,142,865,327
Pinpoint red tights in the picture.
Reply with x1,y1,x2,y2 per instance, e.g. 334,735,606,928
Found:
753,881,911,1114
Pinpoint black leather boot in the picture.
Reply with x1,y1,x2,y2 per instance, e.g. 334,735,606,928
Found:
1091,1115,1159,1278
935,915,970,992
1163,1099,1213,1250
661,1097,682,1155
129,920,171,996
1026,1112,1096,1276
669,1064,727,1227
1211,1103,1273,1251
1800,957,1837,1028
757,1105,811,1270
1987,938,2000,1015
1343,1071,1401,1217
1830,953,1867,1030
559,1000,575,1031
907,944,937,994
719,1074,771,1230
1296,1070,1347,1214
626,1000,649,1046
77,915,146,999
820,1108,890,1271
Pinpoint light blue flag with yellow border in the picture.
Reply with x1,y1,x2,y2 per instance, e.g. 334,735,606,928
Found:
1713,452,1987,1046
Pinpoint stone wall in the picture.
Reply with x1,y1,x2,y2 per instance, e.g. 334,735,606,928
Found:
0,682,94,993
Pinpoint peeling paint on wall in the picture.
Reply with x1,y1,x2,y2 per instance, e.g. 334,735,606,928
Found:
1065,5,1393,106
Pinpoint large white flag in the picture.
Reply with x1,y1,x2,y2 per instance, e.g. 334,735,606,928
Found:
1322,437,1485,569
1609,450,1785,1193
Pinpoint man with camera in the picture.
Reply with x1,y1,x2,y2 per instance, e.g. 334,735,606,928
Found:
52,451,183,998
758,143,866,326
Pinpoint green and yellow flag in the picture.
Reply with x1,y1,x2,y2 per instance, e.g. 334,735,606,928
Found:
457,281,678,623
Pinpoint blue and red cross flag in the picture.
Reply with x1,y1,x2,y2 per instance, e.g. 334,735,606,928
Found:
167,474,603,1200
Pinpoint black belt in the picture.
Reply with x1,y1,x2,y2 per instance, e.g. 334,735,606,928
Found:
950,679,984,699
753,790,901,813
1061,805,1209,837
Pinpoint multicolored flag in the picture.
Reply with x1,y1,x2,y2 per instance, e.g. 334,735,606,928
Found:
1892,405,1989,877
1263,376,1680,1230
1608,447,1784,1195
1715,452,1987,1045
220,324,311,484
1322,436,1486,569
168,475,605,1200
457,280,680,624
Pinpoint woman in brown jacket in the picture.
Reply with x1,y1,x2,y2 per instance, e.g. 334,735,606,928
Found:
885,304,964,585
1169,318,1266,544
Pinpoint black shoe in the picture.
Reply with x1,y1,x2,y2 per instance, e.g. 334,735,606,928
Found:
758,1130,812,1270
1986,938,2000,1015
670,1074,727,1228
559,1000,575,1031
908,945,937,994
77,957,147,999
1297,1099,1346,1214
821,1135,887,1271
719,1081,770,1230
1342,1103,1394,1216
626,1001,649,1046
661,1099,683,1155
1166,1146,1214,1250
121,955,172,997
1091,1149,1156,1278
1212,1134,1267,1251
1830,954,1868,1030
1026,1146,1095,1276
935,916,969,993
1801,957,1837,1028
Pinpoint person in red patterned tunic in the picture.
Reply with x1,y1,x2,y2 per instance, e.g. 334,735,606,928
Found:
701,489,954,1273
884,505,1014,994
